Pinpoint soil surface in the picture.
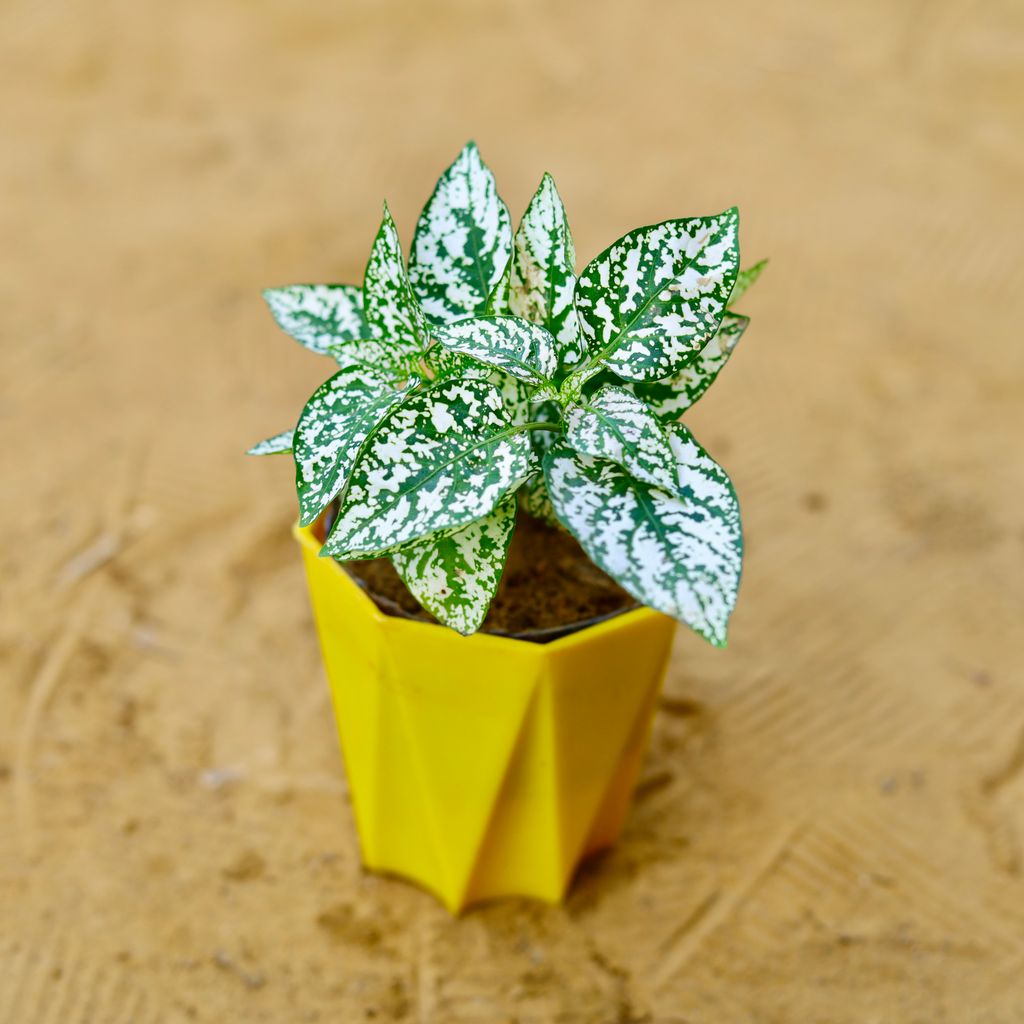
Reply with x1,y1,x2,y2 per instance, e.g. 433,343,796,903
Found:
3,2,1023,1022
331,510,637,638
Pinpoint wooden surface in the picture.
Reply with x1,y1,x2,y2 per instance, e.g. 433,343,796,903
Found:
2,1,1023,1020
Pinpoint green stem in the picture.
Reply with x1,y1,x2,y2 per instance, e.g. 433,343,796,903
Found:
518,421,562,433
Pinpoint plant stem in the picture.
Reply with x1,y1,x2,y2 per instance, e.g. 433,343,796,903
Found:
518,421,562,433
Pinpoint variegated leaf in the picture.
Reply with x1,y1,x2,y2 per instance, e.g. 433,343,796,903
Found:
263,284,368,355
408,142,512,325
247,429,294,456
519,473,561,528
433,315,558,387
544,424,742,646
629,313,750,420
509,173,584,377
495,372,535,425
363,204,428,372
391,495,516,635
485,254,511,314
423,339,477,382
423,344,532,424
574,208,740,382
293,366,407,526
728,258,768,308
565,385,677,491
323,378,533,558
519,398,562,528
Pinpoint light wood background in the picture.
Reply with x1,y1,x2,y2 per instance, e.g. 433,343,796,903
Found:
2,0,1023,1020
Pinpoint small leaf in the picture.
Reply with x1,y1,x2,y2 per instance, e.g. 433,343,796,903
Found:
728,259,768,308
544,425,742,646
246,429,294,456
363,204,429,372
408,142,512,325
263,284,368,355
293,366,407,526
518,398,562,528
423,343,531,420
391,495,516,635
629,313,750,419
324,377,534,558
565,385,677,491
574,208,740,382
423,339,477,382
433,315,558,387
509,174,584,377
519,473,561,529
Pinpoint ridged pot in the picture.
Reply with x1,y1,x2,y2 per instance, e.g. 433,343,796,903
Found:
294,519,676,912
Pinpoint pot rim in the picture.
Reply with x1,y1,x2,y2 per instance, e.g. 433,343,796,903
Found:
293,520,669,652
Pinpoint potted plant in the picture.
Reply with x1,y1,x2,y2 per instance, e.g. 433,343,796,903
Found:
249,142,765,911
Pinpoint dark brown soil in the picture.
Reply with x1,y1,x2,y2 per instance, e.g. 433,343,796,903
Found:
319,508,637,640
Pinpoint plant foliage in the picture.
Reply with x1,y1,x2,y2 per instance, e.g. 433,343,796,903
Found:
251,142,766,642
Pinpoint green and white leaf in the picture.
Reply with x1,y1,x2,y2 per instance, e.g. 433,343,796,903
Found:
293,366,407,526
408,142,512,325
728,259,768,308
495,372,535,424
263,284,368,356
423,339,477,382
508,173,583,377
544,424,742,647
423,344,532,424
630,313,749,420
519,473,560,528
247,428,294,456
565,385,677,491
574,208,740,382
363,204,429,372
391,495,516,635
433,315,558,387
485,255,511,315
518,398,562,528
323,378,533,558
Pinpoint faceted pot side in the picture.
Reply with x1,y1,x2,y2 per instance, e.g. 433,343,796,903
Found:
294,520,677,912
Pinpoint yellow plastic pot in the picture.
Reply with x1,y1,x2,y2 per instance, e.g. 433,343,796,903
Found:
294,520,676,912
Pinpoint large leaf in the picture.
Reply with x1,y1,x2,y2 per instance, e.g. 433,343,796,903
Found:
574,208,740,382
433,315,558,388
263,284,368,355
508,174,583,377
728,259,768,308
293,366,407,526
247,429,293,456
363,204,429,373
323,378,533,558
408,142,512,325
391,495,516,635
629,313,749,420
543,425,742,646
565,385,677,491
